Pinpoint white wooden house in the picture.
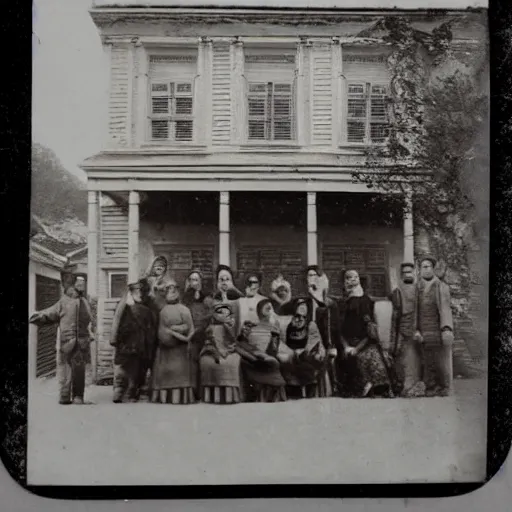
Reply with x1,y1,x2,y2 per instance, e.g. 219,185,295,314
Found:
82,4,483,382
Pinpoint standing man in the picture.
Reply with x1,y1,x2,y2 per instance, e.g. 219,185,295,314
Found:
389,262,425,397
110,280,156,403
29,275,94,405
414,256,455,397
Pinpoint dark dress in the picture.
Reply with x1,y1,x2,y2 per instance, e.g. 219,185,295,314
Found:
337,294,392,397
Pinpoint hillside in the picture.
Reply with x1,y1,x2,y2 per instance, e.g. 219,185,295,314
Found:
31,143,88,245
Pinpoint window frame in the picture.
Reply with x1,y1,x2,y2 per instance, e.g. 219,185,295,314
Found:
144,51,200,146
246,81,296,143
242,50,299,147
344,80,390,147
107,271,128,299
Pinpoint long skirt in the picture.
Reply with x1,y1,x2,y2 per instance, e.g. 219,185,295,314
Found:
241,358,287,403
151,344,197,404
337,343,392,398
200,352,242,404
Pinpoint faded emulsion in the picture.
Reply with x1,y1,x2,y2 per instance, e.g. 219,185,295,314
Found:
2,0,510,501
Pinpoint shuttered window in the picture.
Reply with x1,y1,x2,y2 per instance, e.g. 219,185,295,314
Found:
148,55,197,143
244,53,297,142
347,82,389,144
247,82,295,141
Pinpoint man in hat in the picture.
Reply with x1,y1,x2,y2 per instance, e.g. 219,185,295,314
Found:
390,262,425,397
29,275,94,405
110,279,156,403
414,255,455,397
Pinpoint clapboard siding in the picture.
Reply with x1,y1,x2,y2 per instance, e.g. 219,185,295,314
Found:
342,55,390,83
100,205,129,261
109,45,130,147
311,46,332,144
96,298,119,382
211,44,232,144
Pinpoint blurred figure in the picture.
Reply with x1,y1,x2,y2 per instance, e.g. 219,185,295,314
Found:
29,275,94,405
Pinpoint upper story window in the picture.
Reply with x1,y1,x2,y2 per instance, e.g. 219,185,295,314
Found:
347,83,389,144
148,54,197,143
343,52,390,145
244,52,297,142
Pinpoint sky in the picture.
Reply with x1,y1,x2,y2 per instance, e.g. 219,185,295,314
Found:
32,0,487,182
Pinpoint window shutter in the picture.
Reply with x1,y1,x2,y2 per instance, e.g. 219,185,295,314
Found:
148,55,196,143
272,82,294,141
244,53,296,142
347,83,367,143
369,84,389,143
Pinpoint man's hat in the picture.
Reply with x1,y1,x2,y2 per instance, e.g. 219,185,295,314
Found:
419,255,437,267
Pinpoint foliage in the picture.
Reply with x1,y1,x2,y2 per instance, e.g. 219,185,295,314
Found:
353,15,489,294
31,142,87,224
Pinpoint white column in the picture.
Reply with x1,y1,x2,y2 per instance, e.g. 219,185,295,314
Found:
231,38,245,145
403,191,414,263
87,191,99,298
307,192,318,265
128,191,140,283
219,191,230,266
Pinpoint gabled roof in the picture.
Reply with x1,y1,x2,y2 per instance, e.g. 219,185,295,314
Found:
30,215,87,259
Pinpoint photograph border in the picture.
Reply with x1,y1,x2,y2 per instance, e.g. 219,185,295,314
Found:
1,0,510,500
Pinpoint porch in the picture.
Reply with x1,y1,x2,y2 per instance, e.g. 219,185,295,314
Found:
88,187,413,382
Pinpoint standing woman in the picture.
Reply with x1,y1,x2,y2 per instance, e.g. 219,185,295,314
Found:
199,303,243,404
337,269,393,398
212,265,244,303
182,270,213,397
238,273,267,332
144,255,172,311
151,279,196,404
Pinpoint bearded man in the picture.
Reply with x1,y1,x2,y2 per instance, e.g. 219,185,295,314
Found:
414,256,455,397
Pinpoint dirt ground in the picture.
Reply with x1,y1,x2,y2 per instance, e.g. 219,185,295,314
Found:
27,377,487,486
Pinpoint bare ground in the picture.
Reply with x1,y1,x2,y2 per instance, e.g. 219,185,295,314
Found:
27,377,487,486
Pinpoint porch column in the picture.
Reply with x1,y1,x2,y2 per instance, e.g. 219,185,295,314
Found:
403,191,414,263
219,191,230,266
307,192,318,265
128,191,140,283
87,191,99,298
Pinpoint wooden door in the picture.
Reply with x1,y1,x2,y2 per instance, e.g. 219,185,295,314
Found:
35,275,61,378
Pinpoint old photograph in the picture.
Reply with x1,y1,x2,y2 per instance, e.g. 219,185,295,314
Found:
28,0,489,487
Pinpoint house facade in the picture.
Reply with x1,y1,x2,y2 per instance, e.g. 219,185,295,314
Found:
82,5,483,382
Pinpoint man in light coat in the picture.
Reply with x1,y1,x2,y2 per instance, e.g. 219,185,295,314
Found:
414,256,455,397
29,275,94,404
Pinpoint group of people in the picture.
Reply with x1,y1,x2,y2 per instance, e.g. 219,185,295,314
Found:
29,253,454,405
